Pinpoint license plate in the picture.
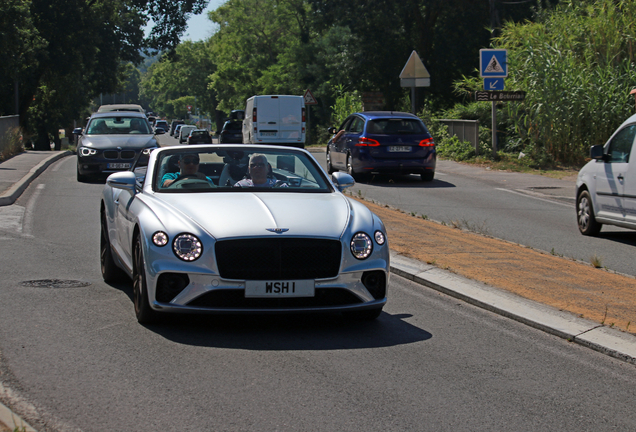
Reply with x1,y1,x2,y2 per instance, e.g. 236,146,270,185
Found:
107,163,131,169
388,146,410,152
245,280,315,298
261,132,277,137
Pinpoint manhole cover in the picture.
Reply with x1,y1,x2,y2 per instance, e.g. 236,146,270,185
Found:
20,279,92,288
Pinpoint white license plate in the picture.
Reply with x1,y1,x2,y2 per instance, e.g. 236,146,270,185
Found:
388,146,410,152
245,280,315,298
261,132,277,137
107,163,131,169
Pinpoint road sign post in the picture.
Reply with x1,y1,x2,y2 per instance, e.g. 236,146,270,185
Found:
399,51,430,114
479,49,508,156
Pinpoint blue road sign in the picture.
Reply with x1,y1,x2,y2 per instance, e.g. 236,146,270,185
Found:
484,77,505,91
480,49,507,77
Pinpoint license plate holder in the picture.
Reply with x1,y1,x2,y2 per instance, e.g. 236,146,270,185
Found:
261,132,277,137
107,163,131,169
245,280,315,298
388,146,410,152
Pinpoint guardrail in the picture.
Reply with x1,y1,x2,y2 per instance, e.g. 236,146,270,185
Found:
0,115,19,155
437,119,480,155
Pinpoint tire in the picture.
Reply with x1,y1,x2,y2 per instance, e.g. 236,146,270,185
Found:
344,308,382,321
133,235,158,324
326,148,336,174
577,189,602,236
100,212,127,283
421,171,435,182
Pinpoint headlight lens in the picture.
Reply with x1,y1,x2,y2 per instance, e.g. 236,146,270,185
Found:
350,232,373,260
152,231,168,247
79,147,97,156
374,230,386,245
173,233,203,261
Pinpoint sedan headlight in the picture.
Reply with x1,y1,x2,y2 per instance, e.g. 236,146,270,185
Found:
173,233,203,261
79,147,97,156
374,230,386,245
350,232,373,260
152,231,168,247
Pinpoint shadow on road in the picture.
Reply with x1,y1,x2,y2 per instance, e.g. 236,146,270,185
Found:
353,174,455,189
140,311,432,351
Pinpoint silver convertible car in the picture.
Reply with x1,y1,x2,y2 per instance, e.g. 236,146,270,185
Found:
100,145,390,323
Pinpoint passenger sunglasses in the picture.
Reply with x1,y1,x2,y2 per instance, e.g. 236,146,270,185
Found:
250,162,266,168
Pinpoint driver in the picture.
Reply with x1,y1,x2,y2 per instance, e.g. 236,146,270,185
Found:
161,153,216,187
234,154,288,187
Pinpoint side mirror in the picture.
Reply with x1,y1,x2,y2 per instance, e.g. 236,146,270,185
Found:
331,172,355,191
107,171,137,194
590,144,605,160
327,127,337,134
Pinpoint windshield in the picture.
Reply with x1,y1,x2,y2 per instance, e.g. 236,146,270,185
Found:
87,116,151,135
153,147,332,193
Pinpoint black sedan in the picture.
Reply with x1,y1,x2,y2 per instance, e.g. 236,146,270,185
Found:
187,129,213,144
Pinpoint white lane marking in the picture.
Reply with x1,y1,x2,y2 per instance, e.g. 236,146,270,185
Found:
22,184,45,238
0,206,25,233
495,187,572,208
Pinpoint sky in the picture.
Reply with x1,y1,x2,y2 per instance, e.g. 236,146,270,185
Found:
144,0,225,42
181,0,225,41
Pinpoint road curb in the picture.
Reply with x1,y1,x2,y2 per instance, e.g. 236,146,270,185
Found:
0,151,72,207
0,400,37,432
390,252,636,365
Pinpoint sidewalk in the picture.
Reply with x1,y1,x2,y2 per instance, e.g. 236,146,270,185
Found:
0,150,635,431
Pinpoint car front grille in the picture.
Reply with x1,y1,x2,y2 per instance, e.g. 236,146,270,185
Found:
187,288,362,309
215,238,342,280
103,150,136,159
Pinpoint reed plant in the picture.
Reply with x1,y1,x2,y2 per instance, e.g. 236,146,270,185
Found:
495,0,636,165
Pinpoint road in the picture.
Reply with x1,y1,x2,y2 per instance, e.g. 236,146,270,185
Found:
310,151,636,277
0,154,635,431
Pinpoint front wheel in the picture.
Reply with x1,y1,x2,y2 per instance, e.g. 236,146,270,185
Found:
133,236,158,324
100,212,126,283
577,190,602,236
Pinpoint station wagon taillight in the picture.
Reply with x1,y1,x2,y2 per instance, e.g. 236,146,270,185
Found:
355,137,380,147
419,137,435,146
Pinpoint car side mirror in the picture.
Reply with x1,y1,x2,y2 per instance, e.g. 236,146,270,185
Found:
327,127,337,134
331,172,355,191
107,171,137,194
590,144,605,160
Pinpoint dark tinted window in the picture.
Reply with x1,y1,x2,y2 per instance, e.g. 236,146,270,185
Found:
367,118,427,135
608,124,636,163
224,122,242,131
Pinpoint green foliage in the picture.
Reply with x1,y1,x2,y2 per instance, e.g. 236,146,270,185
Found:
0,127,25,162
330,85,362,127
496,0,636,165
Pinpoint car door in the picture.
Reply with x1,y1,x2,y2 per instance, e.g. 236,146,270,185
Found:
595,124,636,222
621,130,636,226
331,117,353,168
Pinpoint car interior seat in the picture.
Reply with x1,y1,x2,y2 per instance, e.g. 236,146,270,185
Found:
157,154,181,188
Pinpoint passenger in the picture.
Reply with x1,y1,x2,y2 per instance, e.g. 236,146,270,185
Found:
90,119,108,134
161,153,216,187
234,154,288,187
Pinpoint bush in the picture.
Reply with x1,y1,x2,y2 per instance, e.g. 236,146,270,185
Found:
0,127,25,162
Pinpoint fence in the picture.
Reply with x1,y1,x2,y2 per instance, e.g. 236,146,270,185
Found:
437,119,480,155
0,115,20,155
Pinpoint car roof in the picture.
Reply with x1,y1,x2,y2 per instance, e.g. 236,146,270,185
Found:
97,104,145,113
89,111,147,119
353,111,420,120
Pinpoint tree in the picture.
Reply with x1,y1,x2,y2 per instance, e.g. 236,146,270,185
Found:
1,0,209,149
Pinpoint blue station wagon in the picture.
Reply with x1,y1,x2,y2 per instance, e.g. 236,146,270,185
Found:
326,111,436,181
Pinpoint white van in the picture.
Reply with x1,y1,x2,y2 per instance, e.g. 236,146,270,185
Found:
242,95,306,148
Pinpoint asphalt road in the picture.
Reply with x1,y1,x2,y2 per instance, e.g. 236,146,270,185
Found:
310,151,636,277
0,155,635,431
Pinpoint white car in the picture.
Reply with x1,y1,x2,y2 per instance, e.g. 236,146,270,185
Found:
576,114,636,235
100,145,390,323
179,125,196,143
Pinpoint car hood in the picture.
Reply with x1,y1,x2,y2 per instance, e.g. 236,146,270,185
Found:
81,135,156,149
154,192,351,239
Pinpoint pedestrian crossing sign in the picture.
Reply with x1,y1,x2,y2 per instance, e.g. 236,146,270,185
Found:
480,49,507,77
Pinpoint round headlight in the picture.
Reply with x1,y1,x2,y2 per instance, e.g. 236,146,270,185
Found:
79,147,97,156
173,233,203,261
374,230,386,245
350,232,373,260
152,231,168,247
